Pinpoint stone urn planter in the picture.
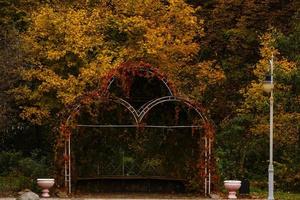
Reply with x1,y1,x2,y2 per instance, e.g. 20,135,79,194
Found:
37,178,55,197
224,180,241,199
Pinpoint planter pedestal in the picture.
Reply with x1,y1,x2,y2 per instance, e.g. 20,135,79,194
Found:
224,180,241,199
37,178,55,198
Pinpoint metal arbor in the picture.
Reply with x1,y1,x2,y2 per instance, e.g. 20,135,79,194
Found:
60,63,216,195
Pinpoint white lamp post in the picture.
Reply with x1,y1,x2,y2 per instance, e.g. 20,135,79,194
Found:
262,55,274,200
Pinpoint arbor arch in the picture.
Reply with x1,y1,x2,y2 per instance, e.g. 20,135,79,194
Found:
58,61,216,195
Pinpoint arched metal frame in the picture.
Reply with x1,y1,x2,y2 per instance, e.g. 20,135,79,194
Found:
63,67,214,196
105,74,174,97
109,95,207,124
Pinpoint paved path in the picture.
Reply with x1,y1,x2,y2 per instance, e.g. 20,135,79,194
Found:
0,198,266,200
0,196,212,199
0,198,213,200
0,193,266,200
60,197,211,199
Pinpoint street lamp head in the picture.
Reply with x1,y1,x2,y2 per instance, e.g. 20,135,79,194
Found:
263,75,274,93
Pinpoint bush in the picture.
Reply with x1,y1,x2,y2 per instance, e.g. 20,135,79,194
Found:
0,151,23,176
0,150,53,193
0,176,31,193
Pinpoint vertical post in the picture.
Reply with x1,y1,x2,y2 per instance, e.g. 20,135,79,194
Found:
64,140,67,189
208,138,211,195
68,136,72,194
204,136,208,196
122,151,125,176
268,55,274,200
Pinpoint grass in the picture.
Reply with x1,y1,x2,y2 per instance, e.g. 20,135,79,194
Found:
0,176,37,195
275,192,300,200
251,190,300,200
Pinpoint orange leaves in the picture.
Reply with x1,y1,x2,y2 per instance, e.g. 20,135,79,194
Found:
196,60,225,93
238,30,299,145
255,31,297,79
241,31,297,113
19,106,50,125
168,60,225,99
203,121,215,140
259,32,278,59
15,0,205,124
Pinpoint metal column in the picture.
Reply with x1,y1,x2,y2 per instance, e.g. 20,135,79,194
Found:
64,136,72,194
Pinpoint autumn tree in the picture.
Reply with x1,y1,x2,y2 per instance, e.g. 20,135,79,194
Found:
192,0,299,123
10,0,224,125
3,0,300,192
0,0,29,134
218,30,300,190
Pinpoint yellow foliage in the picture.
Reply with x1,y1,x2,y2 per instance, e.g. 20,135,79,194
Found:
239,31,299,144
241,31,297,114
196,61,225,95
9,86,33,102
197,61,225,85
14,0,209,124
250,112,300,145
20,106,50,125
254,32,297,79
